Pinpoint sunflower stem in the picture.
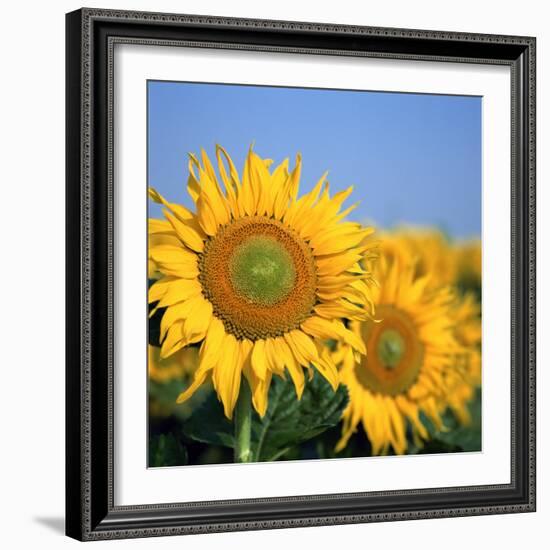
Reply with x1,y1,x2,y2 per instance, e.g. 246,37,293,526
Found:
234,378,253,463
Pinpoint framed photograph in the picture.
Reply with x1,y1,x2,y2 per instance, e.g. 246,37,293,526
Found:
65,8,536,541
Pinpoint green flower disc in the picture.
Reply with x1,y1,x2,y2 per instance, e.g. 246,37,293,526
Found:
377,329,406,369
229,236,296,306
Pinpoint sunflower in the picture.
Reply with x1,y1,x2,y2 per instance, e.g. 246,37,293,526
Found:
378,228,456,289
335,248,465,455
380,229,482,294
443,293,482,425
453,239,482,291
148,146,376,419
148,344,201,418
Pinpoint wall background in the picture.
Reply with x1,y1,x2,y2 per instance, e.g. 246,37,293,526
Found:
0,1,545,548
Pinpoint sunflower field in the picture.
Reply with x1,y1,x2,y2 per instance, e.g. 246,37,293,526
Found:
147,146,482,467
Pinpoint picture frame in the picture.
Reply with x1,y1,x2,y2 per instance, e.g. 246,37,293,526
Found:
65,7,536,541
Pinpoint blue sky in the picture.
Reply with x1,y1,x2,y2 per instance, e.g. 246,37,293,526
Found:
148,81,481,239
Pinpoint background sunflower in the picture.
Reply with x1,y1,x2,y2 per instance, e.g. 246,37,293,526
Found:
334,237,481,456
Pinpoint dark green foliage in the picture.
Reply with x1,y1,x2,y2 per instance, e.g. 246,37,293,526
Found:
182,393,236,448
149,379,186,408
415,388,482,454
181,370,349,462
148,305,164,348
313,424,373,460
149,433,188,467
435,388,482,452
150,371,481,465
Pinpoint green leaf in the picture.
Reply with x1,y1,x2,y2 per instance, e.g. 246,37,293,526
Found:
437,389,482,452
149,433,188,467
415,388,482,454
251,371,348,462
181,370,349,462
182,391,235,448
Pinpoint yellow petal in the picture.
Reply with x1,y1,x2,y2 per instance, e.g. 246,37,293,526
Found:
149,218,174,235
298,186,354,239
300,316,334,339
301,317,366,355
248,151,271,216
245,368,272,417
271,159,291,220
212,334,243,419
216,145,241,187
314,248,364,277
182,297,213,344
195,168,230,235
149,244,199,277
264,338,285,375
200,148,218,185
285,354,305,400
148,187,194,222
149,233,182,259
187,155,201,203
195,198,218,236
148,276,178,303
316,273,370,293
176,369,211,405
163,209,205,253
283,330,319,367
312,352,339,391
238,147,257,216
333,201,360,224
176,332,220,405
160,295,203,342
395,395,428,440
314,300,368,321
150,278,202,309
287,153,302,202
275,337,305,399
272,337,293,368
199,317,227,371
311,227,373,256
160,320,185,358
251,339,268,380
216,145,241,217
284,171,327,228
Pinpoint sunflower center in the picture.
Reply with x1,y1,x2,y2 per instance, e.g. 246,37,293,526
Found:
198,216,317,341
355,305,424,396
229,236,296,306
376,329,405,369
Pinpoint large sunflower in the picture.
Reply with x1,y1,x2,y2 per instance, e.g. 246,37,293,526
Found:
148,146,376,419
335,249,465,455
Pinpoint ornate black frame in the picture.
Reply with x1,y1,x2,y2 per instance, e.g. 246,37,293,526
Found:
65,7,536,541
